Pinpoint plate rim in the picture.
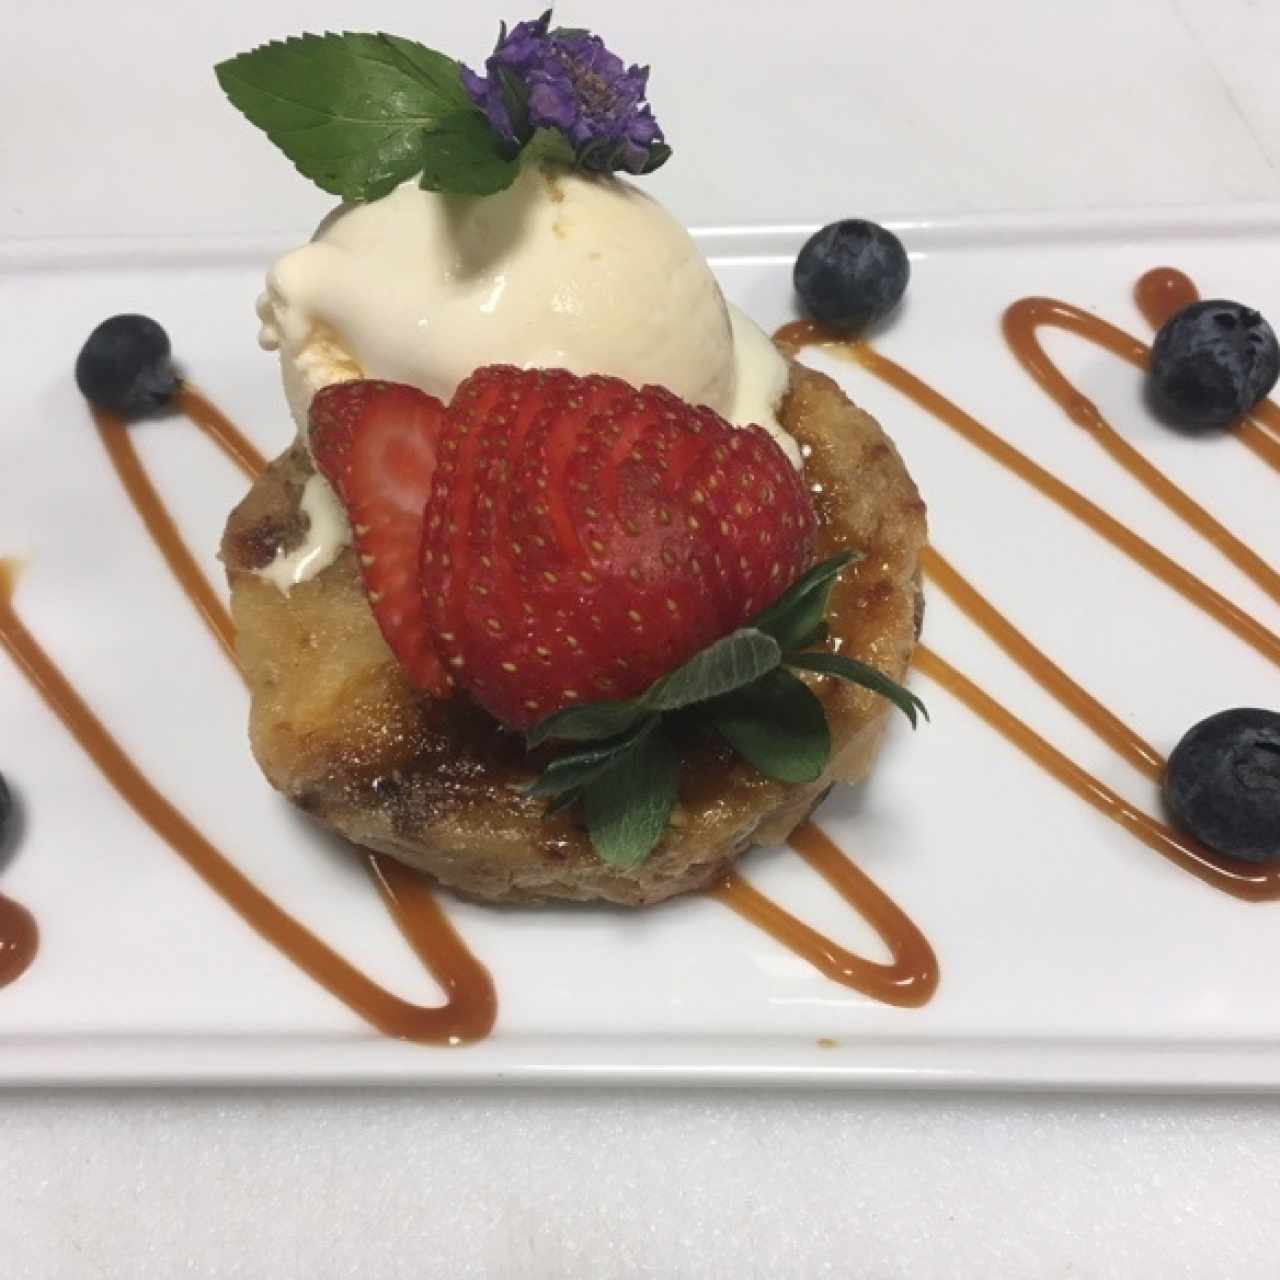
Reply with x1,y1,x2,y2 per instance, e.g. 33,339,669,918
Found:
4,201,1280,271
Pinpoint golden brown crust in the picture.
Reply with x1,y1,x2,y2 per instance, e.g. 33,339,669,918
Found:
221,361,926,905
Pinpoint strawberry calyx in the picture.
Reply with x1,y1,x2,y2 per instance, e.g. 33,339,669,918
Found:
522,551,927,868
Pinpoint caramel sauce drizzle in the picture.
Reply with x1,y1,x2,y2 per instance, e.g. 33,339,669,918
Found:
175,383,268,478
0,893,37,990
775,323,1280,667
1002,297,1279,601
712,821,938,1007
1132,263,1201,327
91,384,266,665
1,387,497,1040
93,402,239,664
921,546,1164,780
912,645,1280,900
0,559,495,1042
777,265,1280,901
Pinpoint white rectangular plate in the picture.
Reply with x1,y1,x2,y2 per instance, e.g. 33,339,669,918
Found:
1,207,1277,1089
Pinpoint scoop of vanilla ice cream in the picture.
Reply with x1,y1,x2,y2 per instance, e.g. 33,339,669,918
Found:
257,163,796,463
253,163,799,592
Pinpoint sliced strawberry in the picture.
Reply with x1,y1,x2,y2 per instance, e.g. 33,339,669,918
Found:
686,421,817,619
422,366,817,731
309,380,449,697
424,367,582,705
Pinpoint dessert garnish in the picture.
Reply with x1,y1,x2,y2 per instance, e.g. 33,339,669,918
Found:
215,10,668,201
1165,710,1280,863
1149,300,1280,431
74,314,178,416
794,220,910,335
308,367,926,868
460,11,670,176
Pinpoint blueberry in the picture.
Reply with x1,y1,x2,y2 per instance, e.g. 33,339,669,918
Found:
75,314,177,416
794,220,910,335
1164,708,1280,862
1149,300,1279,431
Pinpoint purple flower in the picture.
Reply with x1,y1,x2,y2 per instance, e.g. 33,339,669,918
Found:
461,11,671,175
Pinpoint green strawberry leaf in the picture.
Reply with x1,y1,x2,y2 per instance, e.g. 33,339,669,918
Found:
637,628,780,712
544,787,583,818
750,552,859,653
521,554,927,867
526,628,781,747
804,622,830,649
582,727,680,868
215,32,515,200
709,668,830,784
526,718,659,799
786,651,928,728
526,699,649,748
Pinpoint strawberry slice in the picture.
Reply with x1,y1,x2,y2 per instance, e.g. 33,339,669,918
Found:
422,366,816,731
309,380,449,697
686,421,817,619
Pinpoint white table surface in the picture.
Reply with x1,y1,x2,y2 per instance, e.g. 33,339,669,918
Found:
4,0,1280,1274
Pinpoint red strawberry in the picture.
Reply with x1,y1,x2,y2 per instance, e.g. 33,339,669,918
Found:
422,366,816,731
309,380,450,697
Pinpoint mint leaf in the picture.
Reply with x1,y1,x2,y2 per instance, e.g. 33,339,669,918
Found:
710,668,830,784
522,127,576,168
417,110,520,195
373,33,473,104
750,552,858,652
638,629,780,712
582,727,680,868
215,33,515,200
786,652,928,728
526,718,659,799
